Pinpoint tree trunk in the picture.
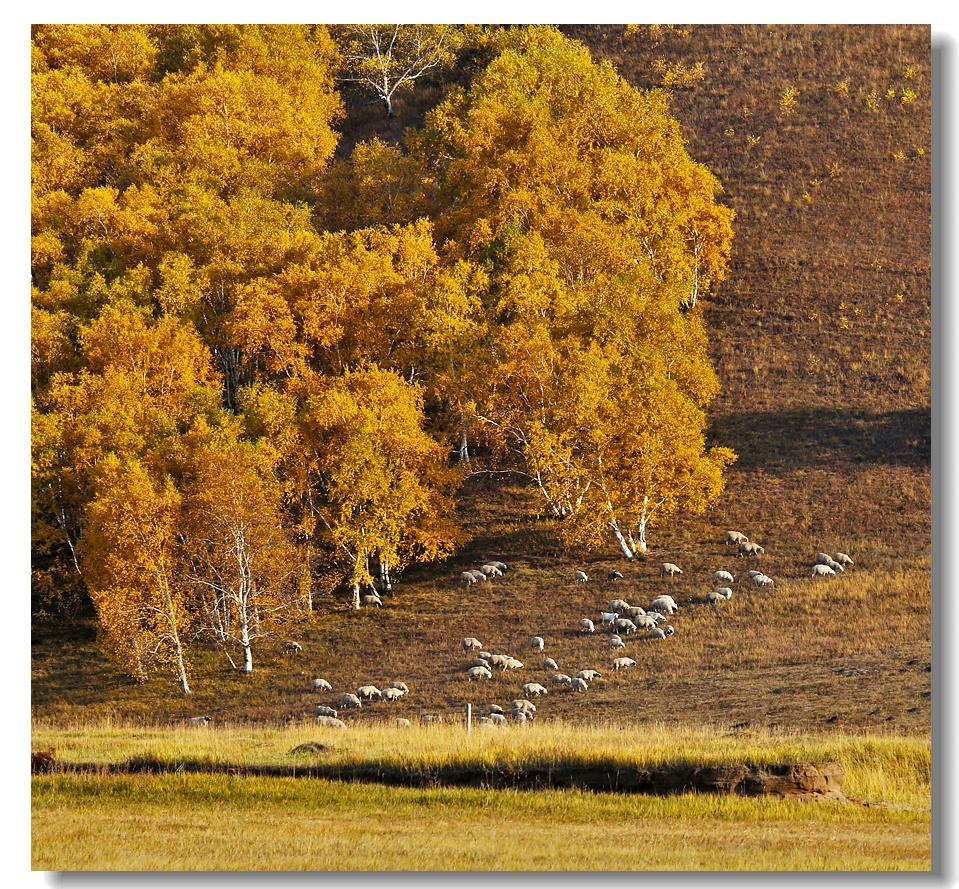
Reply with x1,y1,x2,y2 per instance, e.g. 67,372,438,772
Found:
238,608,253,673
175,642,191,696
458,428,470,463
636,498,649,553
609,520,636,560
352,582,361,611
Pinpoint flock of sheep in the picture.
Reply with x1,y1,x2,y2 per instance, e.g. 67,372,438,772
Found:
183,530,855,730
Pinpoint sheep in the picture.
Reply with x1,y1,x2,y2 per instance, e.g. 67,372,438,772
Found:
488,654,510,669
551,673,574,687
664,625,675,637
477,651,493,661
511,699,537,714
523,682,548,697
356,685,382,701
708,587,733,603
645,611,666,623
477,716,494,727
815,552,832,565
634,615,658,630
726,530,749,547
600,611,619,626
488,712,508,726
470,570,489,583
187,716,212,726
834,552,855,567
468,659,490,669
511,709,529,724
311,677,333,692
362,594,382,608
608,570,624,581
660,562,683,578
339,693,362,709
503,657,524,671
752,573,775,587
811,563,836,578
480,564,502,577
576,669,602,681
614,618,638,635
467,665,493,682
462,637,483,653
609,599,631,613
574,570,589,583
382,687,404,702
612,657,636,670
315,705,338,718
825,557,844,573
395,718,412,728
571,677,589,692
420,714,442,724
705,590,725,605
315,715,347,729
608,635,626,650
624,605,647,620
461,571,478,585
580,619,596,634
490,561,508,572
488,704,505,715
530,636,545,652
387,681,409,693
738,541,765,557
714,570,735,584
543,657,559,671
285,641,303,654
647,627,667,641
747,569,764,578
650,595,678,615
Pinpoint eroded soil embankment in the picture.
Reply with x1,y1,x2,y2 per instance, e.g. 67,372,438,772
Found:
32,754,846,800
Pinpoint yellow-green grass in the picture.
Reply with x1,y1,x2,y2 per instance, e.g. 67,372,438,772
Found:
32,721,930,810
32,771,929,871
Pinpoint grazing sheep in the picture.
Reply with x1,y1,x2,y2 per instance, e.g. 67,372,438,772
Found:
614,618,638,635
420,714,442,724
580,619,596,634
311,677,333,692
551,673,574,687
825,558,844,573
387,681,409,693
664,625,675,637
461,571,477,585
834,552,854,567
523,682,548,697
470,570,489,583
462,637,483,653
477,651,492,661
339,693,362,709
382,687,404,702
738,541,765,558
362,594,383,608
488,713,508,726
634,615,658,630
467,665,493,682
477,716,494,727
315,705,338,718
576,669,602,681
609,635,626,650
811,563,837,578
315,715,347,729
624,605,647,620
647,627,668,641
503,657,524,671
511,709,529,724
610,599,631,613
285,641,303,654
706,590,725,605
488,704,505,715
543,657,559,671
650,595,679,615
395,718,411,728
480,564,502,577
488,654,510,669
752,573,775,587
645,611,666,623
600,611,619,626
574,570,589,583
660,562,683,578
714,570,735,584
530,636,545,652
815,552,833,565
187,716,212,726
608,570,624,581
726,530,749,547
356,685,382,701
491,561,508,572
468,659,490,669
571,677,589,692
709,587,733,602
747,570,764,578
512,698,536,712
613,657,636,670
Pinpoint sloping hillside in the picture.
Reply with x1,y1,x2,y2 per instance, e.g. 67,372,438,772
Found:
32,25,931,733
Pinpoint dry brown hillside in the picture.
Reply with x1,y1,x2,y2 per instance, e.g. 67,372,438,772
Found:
32,25,931,734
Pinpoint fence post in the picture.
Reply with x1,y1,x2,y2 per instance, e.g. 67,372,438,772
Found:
466,702,472,736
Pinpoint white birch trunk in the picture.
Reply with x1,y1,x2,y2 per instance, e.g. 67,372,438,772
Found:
352,582,361,611
636,497,650,553
238,608,253,673
609,521,636,560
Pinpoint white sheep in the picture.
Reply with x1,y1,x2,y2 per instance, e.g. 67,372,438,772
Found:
608,635,626,650
523,682,548,697
726,530,749,547
747,569,764,578
480,564,502,577
311,677,333,691
650,595,679,615
477,651,493,661
571,677,589,692
530,636,545,652
580,619,596,634
624,605,647,620
714,570,735,584
488,712,508,726
610,599,631,613
712,587,733,600
825,558,844,573
600,611,619,626
612,657,636,670
551,673,573,687
511,709,529,724
645,611,666,623
752,573,775,587
647,627,668,641
461,571,477,585
660,562,683,578
511,699,537,714
488,704,505,715
420,714,442,724
356,685,382,701
466,665,493,682
503,657,524,671
387,681,409,693
187,716,212,726
738,541,765,557
470,570,489,583
705,590,726,605
811,563,836,578
314,705,338,718
315,715,347,729
543,657,559,671
468,659,491,669
339,693,362,709
488,654,510,669
477,716,494,727
615,618,638,635
395,718,411,728
491,561,508,572
285,641,303,654
382,687,404,701
576,669,602,681
634,615,658,630
608,570,624,581
834,552,854,567
574,570,589,583
362,594,382,608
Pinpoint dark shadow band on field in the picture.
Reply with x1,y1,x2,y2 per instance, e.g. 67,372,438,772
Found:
38,756,847,801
